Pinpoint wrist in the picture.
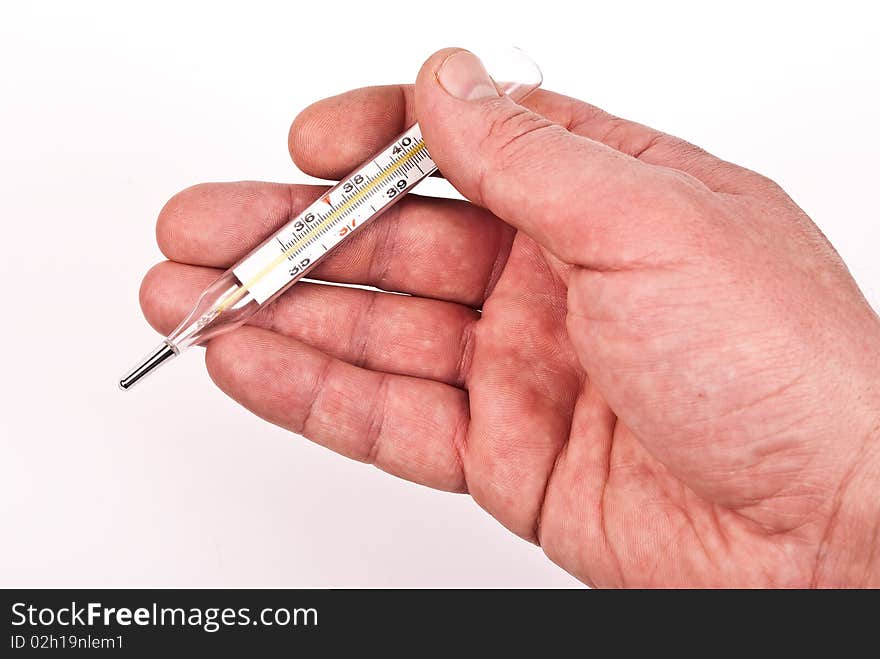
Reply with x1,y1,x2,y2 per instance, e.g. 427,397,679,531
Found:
813,419,880,587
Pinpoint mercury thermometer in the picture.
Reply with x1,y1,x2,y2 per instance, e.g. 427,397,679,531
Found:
120,50,541,389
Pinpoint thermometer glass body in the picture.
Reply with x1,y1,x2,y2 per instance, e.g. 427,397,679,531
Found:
120,51,542,389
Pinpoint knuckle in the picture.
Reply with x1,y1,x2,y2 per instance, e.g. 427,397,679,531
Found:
479,103,560,167
474,104,566,205
651,134,710,167
596,117,635,151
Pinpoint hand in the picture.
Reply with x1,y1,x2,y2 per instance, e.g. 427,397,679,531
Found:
140,48,880,587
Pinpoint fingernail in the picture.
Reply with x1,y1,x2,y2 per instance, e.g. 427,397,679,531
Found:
436,51,500,101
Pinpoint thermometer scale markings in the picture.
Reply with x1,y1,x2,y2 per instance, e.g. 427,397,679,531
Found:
295,144,427,255
222,131,434,310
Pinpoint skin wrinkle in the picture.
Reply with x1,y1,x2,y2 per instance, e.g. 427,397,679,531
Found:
630,132,669,160
351,283,381,370
595,117,638,154
678,372,809,435
483,108,558,168
455,316,477,389
366,195,402,291
810,434,877,587
676,491,730,583
478,218,515,304
298,351,335,440
363,372,391,466
704,492,733,558
533,370,587,547
448,396,470,494
532,434,569,545
600,416,625,587
864,515,880,585
657,514,707,587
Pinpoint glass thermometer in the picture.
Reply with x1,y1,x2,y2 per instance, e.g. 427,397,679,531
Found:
120,50,541,389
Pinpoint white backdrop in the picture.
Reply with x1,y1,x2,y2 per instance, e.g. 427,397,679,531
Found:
1,1,877,587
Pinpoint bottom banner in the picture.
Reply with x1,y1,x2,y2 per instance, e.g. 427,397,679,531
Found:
0,589,871,653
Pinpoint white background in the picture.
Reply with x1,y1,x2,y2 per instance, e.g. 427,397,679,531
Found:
1,1,878,587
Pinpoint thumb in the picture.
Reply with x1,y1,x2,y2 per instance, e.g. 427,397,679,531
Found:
415,48,697,267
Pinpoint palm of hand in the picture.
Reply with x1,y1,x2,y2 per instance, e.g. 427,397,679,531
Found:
454,222,833,588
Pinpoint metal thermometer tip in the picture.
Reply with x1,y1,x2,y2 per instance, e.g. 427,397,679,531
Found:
119,341,177,391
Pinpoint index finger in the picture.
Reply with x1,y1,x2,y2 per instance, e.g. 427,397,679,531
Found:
289,85,759,193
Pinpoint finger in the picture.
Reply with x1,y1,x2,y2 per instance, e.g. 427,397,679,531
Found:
157,181,514,307
289,85,757,193
414,48,703,268
141,261,477,388
206,325,469,492
518,89,763,194
289,85,416,180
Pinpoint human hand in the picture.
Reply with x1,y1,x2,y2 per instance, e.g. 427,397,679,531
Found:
140,48,880,587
